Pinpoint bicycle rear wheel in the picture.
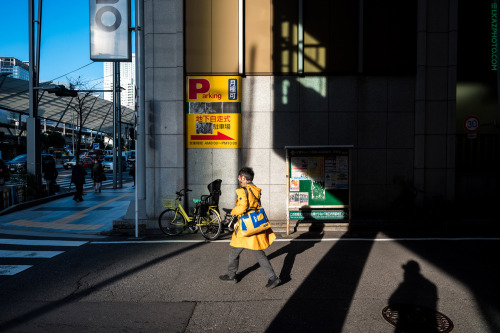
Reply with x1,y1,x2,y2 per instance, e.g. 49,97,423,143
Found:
158,208,185,236
198,208,222,240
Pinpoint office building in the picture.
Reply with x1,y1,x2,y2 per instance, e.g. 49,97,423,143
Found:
0,57,29,81
118,0,498,232
103,54,136,109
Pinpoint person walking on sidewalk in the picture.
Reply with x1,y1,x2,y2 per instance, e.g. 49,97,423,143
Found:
129,161,135,187
71,162,87,202
43,159,58,195
92,160,106,192
219,167,281,289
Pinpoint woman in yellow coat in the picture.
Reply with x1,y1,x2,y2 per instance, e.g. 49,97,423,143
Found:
219,167,280,289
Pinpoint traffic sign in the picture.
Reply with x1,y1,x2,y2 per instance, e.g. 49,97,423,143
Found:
93,143,100,150
464,115,480,133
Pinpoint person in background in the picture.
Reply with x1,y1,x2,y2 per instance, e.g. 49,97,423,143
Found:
219,167,280,289
129,161,136,187
43,159,58,195
92,160,105,192
71,162,87,202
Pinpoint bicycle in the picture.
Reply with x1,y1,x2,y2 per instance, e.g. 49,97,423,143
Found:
158,188,222,240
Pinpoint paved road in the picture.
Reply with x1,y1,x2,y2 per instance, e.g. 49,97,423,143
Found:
0,188,499,332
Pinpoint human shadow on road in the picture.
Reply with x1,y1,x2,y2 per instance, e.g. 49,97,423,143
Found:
387,260,439,332
236,226,325,284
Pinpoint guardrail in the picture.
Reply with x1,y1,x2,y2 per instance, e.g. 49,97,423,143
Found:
0,185,26,210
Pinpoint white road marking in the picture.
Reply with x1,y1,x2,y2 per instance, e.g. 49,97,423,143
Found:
0,265,33,275
91,237,500,244
0,250,65,258
0,239,87,246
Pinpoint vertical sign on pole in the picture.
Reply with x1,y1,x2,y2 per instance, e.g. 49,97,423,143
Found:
90,0,132,62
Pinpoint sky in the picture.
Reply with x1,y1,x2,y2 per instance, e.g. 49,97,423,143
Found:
1,0,135,89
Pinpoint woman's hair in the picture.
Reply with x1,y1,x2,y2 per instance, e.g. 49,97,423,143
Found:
238,167,254,181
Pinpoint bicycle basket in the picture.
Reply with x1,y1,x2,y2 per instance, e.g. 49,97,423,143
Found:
162,194,177,207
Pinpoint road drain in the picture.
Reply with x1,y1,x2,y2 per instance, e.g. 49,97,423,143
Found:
382,303,454,332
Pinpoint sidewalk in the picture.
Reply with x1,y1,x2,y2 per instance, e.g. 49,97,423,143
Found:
0,185,135,235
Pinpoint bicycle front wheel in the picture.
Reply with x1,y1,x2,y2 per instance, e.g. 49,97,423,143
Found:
158,208,185,236
198,208,222,240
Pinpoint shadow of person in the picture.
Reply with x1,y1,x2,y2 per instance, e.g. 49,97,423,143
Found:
387,260,439,333
237,225,325,284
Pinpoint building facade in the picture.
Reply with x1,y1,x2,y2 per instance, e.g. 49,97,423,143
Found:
0,57,29,81
124,0,499,230
103,54,136,108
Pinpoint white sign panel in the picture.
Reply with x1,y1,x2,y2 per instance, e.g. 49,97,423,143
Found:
90,0,131,61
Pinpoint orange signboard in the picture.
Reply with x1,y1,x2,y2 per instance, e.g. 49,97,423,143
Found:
186,76,241,148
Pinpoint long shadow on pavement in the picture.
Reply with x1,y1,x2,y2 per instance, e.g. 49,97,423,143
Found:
266,230,378,332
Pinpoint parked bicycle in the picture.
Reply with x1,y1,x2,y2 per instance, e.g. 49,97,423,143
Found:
158,180,223,240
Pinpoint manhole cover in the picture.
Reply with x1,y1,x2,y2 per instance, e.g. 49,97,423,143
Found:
382,304,454,332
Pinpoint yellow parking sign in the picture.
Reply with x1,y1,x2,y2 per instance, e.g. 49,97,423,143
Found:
187,76,241,102
186,76,241,149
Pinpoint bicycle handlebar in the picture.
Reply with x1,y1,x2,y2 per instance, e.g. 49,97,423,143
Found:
176,189,192,197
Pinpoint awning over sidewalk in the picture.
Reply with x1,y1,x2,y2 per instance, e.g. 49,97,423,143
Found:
0,76,135,135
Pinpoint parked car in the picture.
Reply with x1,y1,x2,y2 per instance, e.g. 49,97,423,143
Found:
6,154,27,173
63,156,95,169
0,159,11,185
102,155,127,171
5,154,55,174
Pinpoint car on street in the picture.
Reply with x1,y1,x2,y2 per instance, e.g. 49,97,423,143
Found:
6,154,27,173
0,159,11,185
102,155,127,171
63,156,95,169
61,155,74,164
6,154,56,173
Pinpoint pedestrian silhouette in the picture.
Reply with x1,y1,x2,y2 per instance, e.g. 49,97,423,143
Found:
71,162,87,202
43,160,58,195
388,260,439,332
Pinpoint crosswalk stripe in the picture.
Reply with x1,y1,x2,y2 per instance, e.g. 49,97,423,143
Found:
0,250,64,258
0,265,33,275
55,179,128,190
0,239,87,246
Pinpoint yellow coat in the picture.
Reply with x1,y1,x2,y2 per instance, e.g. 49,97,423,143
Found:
229,184,276,250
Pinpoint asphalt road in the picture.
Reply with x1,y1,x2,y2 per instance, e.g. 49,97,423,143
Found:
0,230,498,332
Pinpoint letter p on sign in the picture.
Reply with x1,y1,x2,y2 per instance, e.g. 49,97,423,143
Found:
188,79,210,100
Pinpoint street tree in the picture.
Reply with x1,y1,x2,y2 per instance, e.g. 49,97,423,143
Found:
62,78,99,162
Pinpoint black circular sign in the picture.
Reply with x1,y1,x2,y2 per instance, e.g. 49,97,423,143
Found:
95,6,122,32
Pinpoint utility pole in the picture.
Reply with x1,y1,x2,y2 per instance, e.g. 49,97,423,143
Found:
27,0,42,193
112,62,123,188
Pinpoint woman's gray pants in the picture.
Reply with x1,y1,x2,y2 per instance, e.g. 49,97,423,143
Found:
227,246,276,279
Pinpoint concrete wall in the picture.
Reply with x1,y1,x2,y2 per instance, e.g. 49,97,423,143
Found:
143,0,185,226
136,0,457,229
187,75,417,223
